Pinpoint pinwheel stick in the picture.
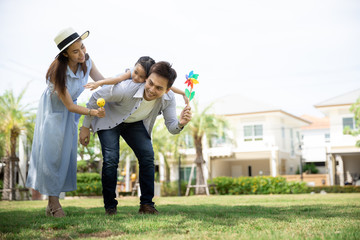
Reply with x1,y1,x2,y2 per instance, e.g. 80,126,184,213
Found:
187,89,192,107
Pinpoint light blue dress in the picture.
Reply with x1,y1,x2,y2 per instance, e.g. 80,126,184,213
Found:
26,58,92,196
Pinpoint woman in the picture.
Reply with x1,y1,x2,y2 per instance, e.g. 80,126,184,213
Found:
26,27,105,217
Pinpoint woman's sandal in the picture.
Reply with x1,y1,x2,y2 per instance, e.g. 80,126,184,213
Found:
46,205,66,217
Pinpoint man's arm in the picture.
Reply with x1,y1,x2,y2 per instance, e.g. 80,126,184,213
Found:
82,84,125,128
162,97,192,134
80,83,126,146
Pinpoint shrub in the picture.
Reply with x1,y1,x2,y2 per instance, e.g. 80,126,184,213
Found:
66,173,102,196
161,181,189,196
296,163,319,174
212,176,308,195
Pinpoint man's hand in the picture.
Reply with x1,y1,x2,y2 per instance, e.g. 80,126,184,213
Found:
179,105,192,127
79,126,91,146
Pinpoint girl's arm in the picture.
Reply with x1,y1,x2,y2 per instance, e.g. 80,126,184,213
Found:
85,67,131,91
57,87,105,118
171,86,189,105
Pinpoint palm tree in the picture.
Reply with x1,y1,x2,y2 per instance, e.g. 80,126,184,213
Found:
182,100,229,194
0,87,35,200
152,118,186,182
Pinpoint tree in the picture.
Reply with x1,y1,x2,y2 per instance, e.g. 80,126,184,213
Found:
344,97,360,147
152,118,186,182
182,100,229,194
0,87,35,200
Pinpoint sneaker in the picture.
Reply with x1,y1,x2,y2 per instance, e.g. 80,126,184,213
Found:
138,204,159,214
105,207,117,216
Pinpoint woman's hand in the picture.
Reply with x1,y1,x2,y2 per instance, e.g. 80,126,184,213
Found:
93,107,105,118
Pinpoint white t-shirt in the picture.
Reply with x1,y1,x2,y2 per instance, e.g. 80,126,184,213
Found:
124,98,156,123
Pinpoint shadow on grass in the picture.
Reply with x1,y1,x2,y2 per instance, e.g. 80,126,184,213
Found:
1,203,359,238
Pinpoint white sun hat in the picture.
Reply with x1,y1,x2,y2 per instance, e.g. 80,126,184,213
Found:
54,27,89,53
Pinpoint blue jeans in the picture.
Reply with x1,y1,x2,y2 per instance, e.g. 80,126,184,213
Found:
97,121,155,210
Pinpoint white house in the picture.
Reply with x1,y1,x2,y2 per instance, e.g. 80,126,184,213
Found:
170,95,310,182
300,115,330,174
315,89,360,186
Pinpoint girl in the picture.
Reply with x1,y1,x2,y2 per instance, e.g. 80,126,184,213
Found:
26,27,105,217
84,56,189,104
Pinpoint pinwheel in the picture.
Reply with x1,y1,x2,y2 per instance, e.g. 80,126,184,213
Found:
185,70,199,103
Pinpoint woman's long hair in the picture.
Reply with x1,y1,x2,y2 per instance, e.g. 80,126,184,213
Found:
46,46,89,95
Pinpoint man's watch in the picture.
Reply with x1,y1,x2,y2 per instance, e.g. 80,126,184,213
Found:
178,122,185,129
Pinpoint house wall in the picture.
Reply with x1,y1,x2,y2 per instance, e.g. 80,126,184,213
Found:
224,112,304,156
325,106,360,147
278,151,299,175
212,158,270,177
211,159,232,177
282,174,329,186
301,129,329,162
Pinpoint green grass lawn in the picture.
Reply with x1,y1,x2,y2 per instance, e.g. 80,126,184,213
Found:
1,194,359,240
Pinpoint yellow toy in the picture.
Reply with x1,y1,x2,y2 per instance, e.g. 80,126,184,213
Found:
97,98,105,108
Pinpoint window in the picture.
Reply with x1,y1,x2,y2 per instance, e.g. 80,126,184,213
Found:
248,166,252,177
210,132,227,147
244,126,253,141
243,124,263,141
180,167,196,182
325,133,330,143
343,117,355,130
184,134,194,148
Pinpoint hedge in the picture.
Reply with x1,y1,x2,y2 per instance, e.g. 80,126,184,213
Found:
64,174,360,197
66,173,102,196
211,176,360,195
211,176,308,195
307,186,360,193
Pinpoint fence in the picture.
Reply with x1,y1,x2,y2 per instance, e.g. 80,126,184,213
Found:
282,174,329,186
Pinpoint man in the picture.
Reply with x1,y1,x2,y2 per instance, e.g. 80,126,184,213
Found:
79,61,192,215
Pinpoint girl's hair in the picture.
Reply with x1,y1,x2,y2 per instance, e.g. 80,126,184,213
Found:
135,56,155,77
46,45,89,95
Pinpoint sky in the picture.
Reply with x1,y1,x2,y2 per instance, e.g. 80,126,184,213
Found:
0,0,360,117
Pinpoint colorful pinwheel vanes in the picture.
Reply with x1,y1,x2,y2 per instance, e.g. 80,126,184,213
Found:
184,70,199,102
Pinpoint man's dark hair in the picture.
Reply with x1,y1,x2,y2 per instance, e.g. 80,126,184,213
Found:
149,61,177,89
